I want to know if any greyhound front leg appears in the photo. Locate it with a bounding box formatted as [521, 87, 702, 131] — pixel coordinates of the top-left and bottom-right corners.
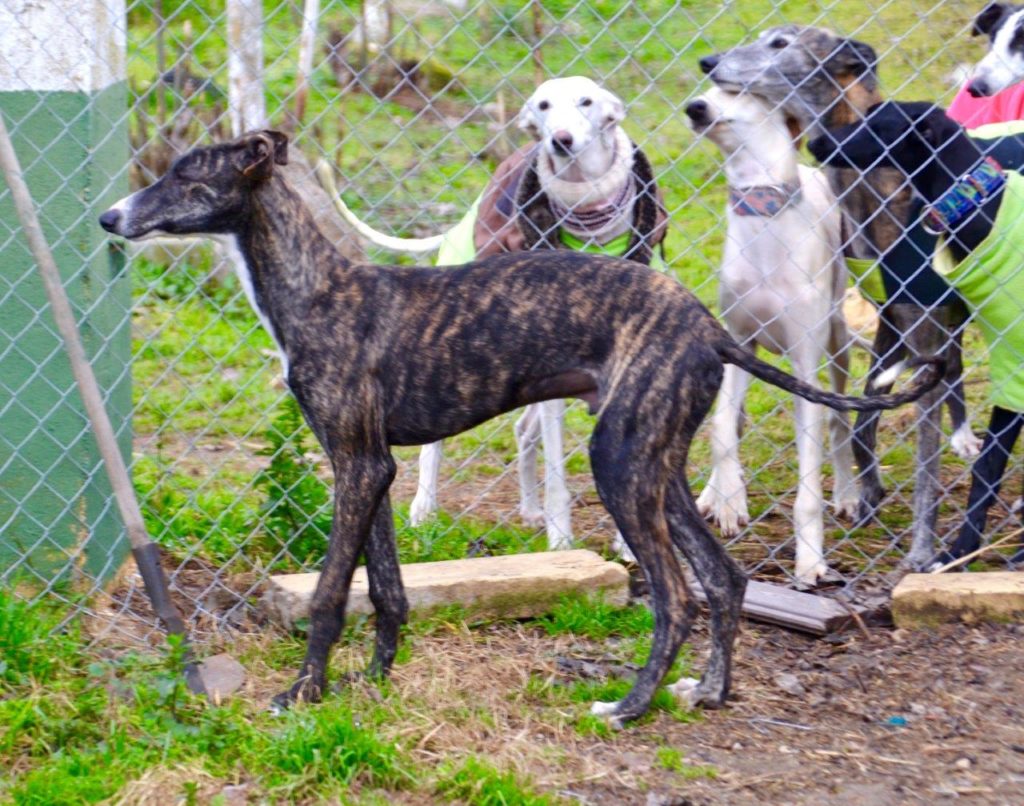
[273, 452, 394, 710]
[364, 493, 409, 680]
[827, 318, 858, 519]
[539, 398, 573, 550]
[792, 393, 830, 587]
[697, 363, 750, 536]
[409, 441, 443, 525]
[514, 404, 545, 526]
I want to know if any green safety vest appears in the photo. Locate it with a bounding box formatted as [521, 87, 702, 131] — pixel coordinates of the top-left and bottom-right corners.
[934, 170, 1024, 412]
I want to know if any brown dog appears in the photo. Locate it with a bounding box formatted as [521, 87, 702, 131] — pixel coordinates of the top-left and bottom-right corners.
[99, 131, 941, 725]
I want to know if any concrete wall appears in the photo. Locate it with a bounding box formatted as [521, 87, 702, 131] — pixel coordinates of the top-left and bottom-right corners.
[0, 0, 131, 586]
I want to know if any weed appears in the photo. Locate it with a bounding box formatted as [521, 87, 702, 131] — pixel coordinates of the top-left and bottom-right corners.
[436, 756, 555, 806]
[534, 591, 653, 640]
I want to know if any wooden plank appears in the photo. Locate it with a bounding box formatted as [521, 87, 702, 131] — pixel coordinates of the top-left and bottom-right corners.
[686, 574, 872, 636]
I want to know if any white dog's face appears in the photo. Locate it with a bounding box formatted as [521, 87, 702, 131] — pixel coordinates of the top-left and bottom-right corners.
[970, 5, 1024, 96]
[684, 86, 784, 154]
[518, 76, 626, 161]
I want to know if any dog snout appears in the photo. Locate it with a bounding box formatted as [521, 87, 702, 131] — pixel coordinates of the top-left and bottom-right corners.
[551, 130, 574, 154]
[699, 55, 720, 75]
[966, 78, 991, 98]
[99, 208, 122, 234]
[685, 99, 710, 125]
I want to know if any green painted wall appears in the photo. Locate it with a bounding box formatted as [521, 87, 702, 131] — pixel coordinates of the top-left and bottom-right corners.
[0, 82, 131, 587]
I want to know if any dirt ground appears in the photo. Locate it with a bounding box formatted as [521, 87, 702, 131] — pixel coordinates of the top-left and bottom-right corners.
[376, 618, 1024, 806]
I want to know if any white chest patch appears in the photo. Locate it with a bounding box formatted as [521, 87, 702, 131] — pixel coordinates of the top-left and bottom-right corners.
[216, 235, 289, 377]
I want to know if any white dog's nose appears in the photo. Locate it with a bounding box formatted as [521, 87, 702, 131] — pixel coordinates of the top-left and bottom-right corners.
[552, 130, 574, 154]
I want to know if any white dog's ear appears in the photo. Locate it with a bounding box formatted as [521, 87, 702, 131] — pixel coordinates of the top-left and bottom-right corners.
[518, 100, 541, 136]
[596, 88, 626, 129]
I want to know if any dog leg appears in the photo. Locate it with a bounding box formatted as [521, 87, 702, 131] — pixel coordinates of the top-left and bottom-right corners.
[903, 313, 950, 568]
[273, 450, 395, 710]
[664, 476, 746, 709]
[945, 317, 983, 458]
[790, 346, 830, 588]
[853, 310, 904, 525]
[932, 407, 1023, 567]
[539, 398, 574, 550]
[827, 317, 858, 519]
[364, 492, 409, 680]
[515, 404, 545, 526]
[409, 441, 443, 526]
[587, 418, 694, 726]
[696, 363, 751, 536]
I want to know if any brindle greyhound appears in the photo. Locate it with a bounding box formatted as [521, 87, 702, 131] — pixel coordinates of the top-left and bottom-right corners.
[98, 131, 941, 724]
[700, 26, 977, 569]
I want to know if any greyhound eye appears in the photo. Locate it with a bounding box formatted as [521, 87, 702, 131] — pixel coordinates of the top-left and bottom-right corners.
[769, 37, 788, 48]
[538, 100, 550, 111]
[580, 97, 593, 107]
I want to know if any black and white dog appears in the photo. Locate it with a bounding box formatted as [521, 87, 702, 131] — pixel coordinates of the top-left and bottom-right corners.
[967, 2, 1024, 98]
[809, 101, 1024, 568]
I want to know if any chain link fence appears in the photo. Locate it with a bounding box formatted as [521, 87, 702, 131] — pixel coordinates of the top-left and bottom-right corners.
[2, 0, 1021, 644]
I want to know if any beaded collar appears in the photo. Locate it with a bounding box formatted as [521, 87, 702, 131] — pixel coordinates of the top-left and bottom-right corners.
[728, 181, 803, 217]
[922, 156, 1005, 234]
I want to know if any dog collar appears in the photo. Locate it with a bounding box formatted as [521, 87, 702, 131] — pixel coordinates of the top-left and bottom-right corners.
[546, 175, 635, 239]
[922, 157, 1005, 234]
[728, 182, 802, 217]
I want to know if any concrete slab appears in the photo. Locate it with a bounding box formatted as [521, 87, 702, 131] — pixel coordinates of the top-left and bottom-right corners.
[892, 572, 1024, 628]
[262, 549, 629, 630]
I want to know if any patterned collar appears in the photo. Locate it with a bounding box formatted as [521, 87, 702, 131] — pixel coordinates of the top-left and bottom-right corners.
[728, 181, 802, 217]
[922, 156, 1005, 234]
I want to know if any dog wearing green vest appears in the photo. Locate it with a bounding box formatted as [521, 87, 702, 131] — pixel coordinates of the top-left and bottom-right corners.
[326, 76, 666, 558]
[809, 101, 1024, 569]
[686, 87, 857, 588]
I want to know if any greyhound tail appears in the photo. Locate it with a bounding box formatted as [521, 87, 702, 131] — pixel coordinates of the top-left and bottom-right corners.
[314, 160, 446, 254]
[716, 340, 945, 412]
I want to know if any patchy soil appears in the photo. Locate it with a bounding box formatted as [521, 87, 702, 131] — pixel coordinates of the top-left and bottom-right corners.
[229, 616, 1024, 806]
[417, 621, 1023, 805]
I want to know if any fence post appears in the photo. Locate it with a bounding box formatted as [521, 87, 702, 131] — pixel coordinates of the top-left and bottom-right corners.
[0, 0, 131, 589]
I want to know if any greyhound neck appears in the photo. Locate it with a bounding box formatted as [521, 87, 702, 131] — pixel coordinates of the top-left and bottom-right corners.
[229, 175, 344, 355]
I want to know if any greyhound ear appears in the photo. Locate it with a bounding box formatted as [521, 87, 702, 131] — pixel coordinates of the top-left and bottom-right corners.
[824, 38, 878, 79]
[973, 3, 1010, 37]
[238, 131, 289, 179]
[518, 101, 541, 137]
[596, 87, 626, 129]
[785, 115, 805, 146]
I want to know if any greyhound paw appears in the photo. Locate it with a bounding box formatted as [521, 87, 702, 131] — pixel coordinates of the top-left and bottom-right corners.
[695, 485, 749, 537]
[589, 700, 626, 729]
[833, 496, 860, 521]
[409, 494, 437, 527]
[609, 531, 636, 563]
[546, 531, 574, 551]
[950, 423, 983, 459]
[793, 562, 836, 590]
[667, 676, 724, 709]
[519, 505, 546, 527]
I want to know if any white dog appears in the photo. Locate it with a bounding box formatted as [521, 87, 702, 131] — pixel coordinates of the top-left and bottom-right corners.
[685, 88, 857, 587]
[328, 76, 665, 556]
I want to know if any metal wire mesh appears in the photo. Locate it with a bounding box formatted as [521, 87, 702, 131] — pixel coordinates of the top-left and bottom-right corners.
[2, 0, 1022, 643]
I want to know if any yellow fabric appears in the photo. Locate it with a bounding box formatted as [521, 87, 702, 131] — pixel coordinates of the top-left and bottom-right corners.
[965, 120, 1024, 139]
[844, 256, 887, 305]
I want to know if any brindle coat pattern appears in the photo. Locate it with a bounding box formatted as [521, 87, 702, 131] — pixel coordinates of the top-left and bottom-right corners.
[99, 132, 941, 724]
[701, 25, 971, 568]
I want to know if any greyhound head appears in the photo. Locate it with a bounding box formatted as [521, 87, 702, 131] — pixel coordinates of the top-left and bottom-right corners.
[685, 87, 801, 160]
[807, 101, 954, 179]
[517, 76, 626, 180]
[968, 2, 1024, 96]
[99, 131, 289, 239]
[700, 26, 879, 138]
